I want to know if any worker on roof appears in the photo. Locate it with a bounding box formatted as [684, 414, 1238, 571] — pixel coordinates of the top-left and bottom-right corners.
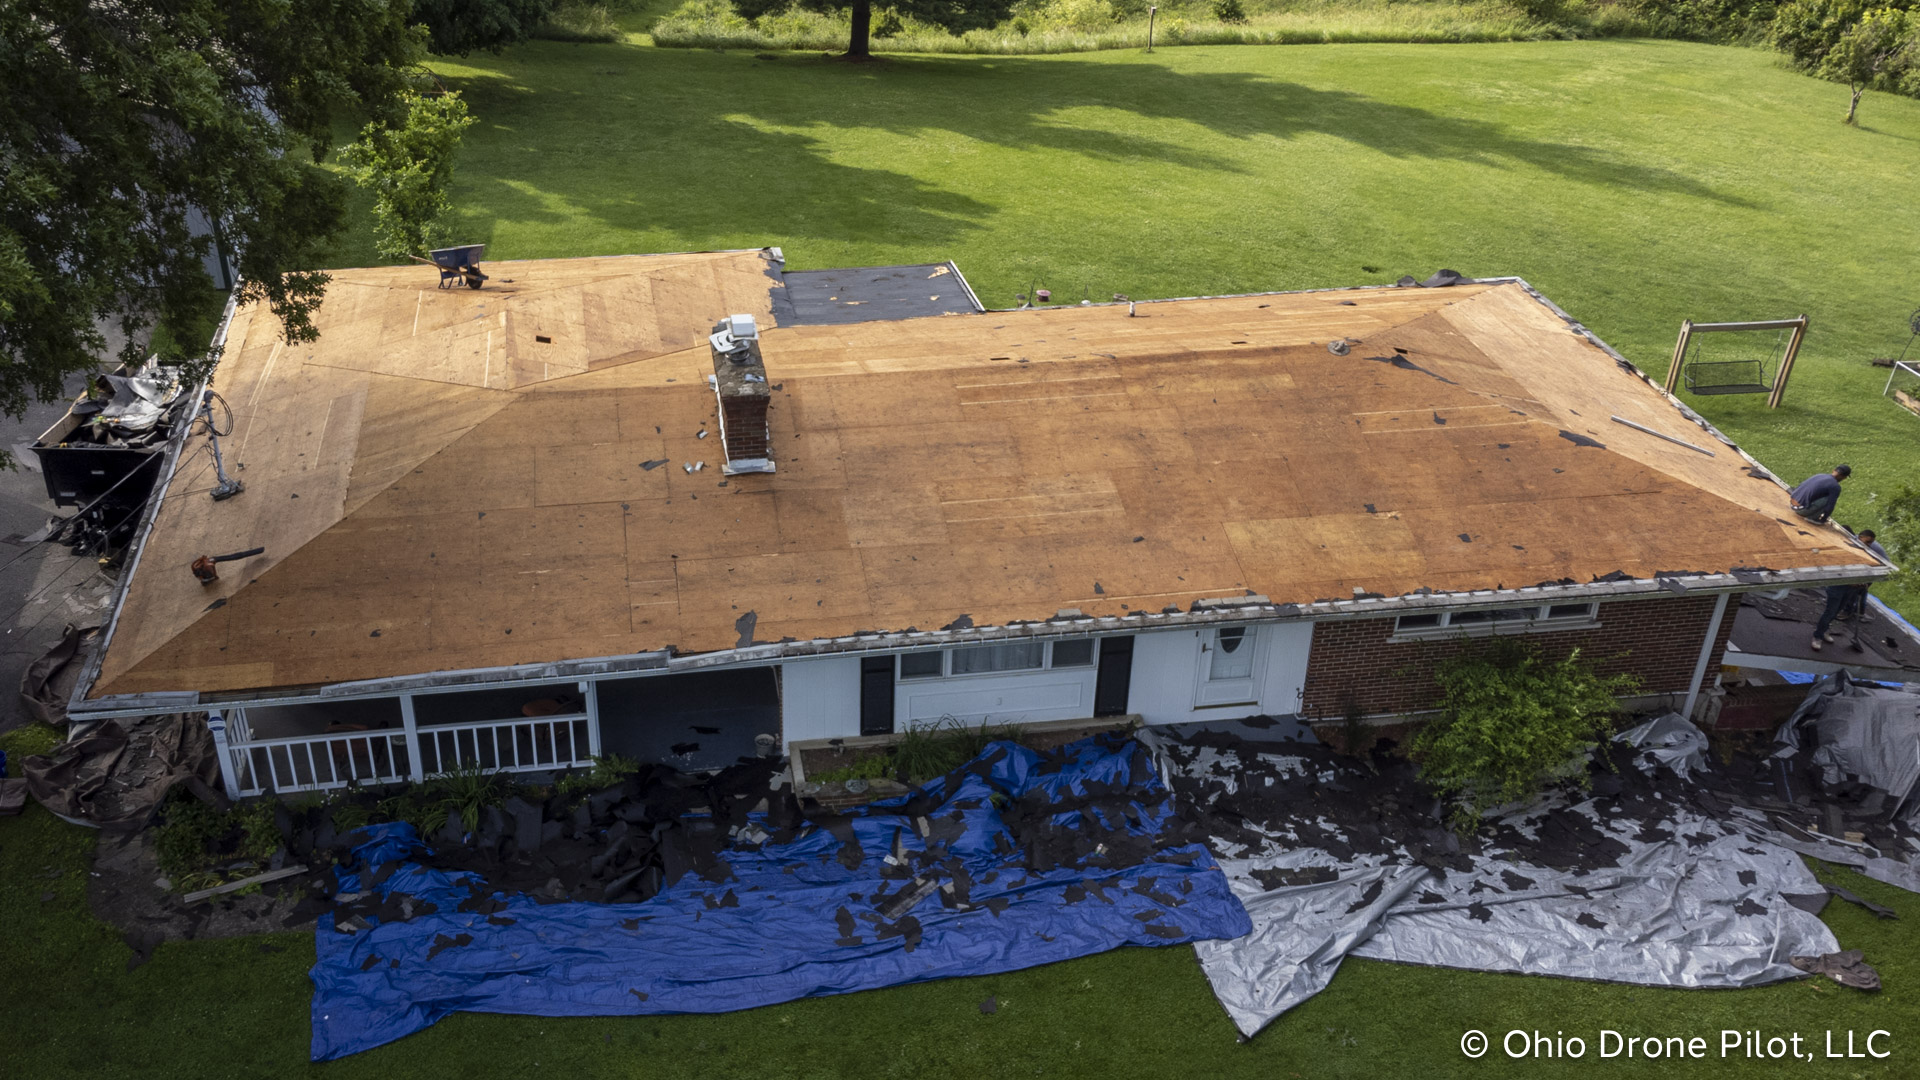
[1812, 527, 1888, 652]
[1789, 464, 1850, 523]
[1845, 528, 1890, 621]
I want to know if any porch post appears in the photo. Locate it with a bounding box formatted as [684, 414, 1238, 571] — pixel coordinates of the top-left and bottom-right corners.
[399, 694, 425, 782]
[206, 710, 243, 801]
[1682, 593, 1731, 722]
[582, 680, 603, 759]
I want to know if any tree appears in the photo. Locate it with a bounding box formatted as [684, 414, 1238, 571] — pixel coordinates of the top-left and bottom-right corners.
[1823, 7, 1919, 121]
[731, 0, 1017, 59]
[411, 0, 558, 56]
[1772, 0, 1920, 121]
[340, 90, 477, 261]
[1, 0, 423, 418]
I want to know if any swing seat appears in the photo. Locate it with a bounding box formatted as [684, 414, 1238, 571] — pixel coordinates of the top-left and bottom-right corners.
[1683, 359, 1771, 396]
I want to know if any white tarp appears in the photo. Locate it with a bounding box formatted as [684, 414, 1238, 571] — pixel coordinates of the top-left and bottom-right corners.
[1141, 723, 1850, 1040]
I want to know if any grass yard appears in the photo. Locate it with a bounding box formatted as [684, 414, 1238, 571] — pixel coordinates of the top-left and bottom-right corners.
[7, 34, 1920, 1079]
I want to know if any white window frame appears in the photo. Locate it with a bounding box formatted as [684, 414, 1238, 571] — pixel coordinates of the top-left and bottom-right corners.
[1388, 602, 1600, 642]
[895, 639, 1098, 680]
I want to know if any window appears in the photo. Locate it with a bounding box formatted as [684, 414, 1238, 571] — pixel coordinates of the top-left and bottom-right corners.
[950, 642, 1045, 675]
[1051, 639, 1095, 667]
[894, 639, 1103, 679]
[1393, 602, 1598, 636]
[899, 651, 944, 679]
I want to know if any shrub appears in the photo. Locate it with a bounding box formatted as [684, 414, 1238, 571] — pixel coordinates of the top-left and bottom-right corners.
[553, 753, 643, 801]
[153, 793, 282, 892]
[1212, 0, 1248, 23]
[1409, 638, 1639, 834]
[533, 2, 623, 42]
[813, 718, 1027, 785]
[813, 753, 896, 783]
[375, 763, 517, 836]
[1874, 485, 1920, 578]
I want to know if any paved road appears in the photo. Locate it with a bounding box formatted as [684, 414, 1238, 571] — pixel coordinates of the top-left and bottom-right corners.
[0, 371, 125, 733]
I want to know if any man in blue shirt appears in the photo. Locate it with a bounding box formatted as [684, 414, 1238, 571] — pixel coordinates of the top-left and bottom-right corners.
[1790, 464, 1850, 522]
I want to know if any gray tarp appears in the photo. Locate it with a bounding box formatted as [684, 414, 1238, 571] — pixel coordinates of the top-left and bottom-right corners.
[1768, 674, 1920, 893]
[1777, 672, 1920, 813]
[1141, 722, 1847, 1040]
[19, 624, 97, 727]
[24, 712, 223, 827]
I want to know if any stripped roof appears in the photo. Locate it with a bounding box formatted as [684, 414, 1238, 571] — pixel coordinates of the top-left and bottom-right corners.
[89, 249, 1880, 699]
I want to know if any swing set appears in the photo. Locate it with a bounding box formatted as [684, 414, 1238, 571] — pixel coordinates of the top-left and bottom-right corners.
[1662, 315, 1809, 410]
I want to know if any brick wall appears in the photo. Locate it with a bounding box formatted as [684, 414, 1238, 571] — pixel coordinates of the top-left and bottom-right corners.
[1299, 594, 1739, 719]
[720, 396, 769, 460]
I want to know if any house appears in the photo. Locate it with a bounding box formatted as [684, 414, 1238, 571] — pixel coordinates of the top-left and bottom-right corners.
[61, 248, 1890, 798]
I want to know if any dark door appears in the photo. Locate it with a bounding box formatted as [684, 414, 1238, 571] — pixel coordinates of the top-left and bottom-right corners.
[859, 657, 895, 736]
[1094, 636, 1134, 717]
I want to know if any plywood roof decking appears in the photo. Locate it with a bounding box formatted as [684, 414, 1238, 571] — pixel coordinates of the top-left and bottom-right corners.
[93, 261, 1879, 698]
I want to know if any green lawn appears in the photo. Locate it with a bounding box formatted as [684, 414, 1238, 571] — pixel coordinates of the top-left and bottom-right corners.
[10, 34, 1920, 1079]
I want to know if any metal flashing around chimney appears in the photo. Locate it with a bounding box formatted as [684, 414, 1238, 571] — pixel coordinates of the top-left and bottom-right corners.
[708, 313, 775, 475]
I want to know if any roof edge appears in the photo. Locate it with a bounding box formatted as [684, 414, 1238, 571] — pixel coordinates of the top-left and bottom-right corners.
[66, 564, 1886, 718]
[69, 285, 243, 714]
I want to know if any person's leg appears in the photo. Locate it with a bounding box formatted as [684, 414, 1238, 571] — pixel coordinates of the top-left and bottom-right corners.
[1812, 587, 1850, 649]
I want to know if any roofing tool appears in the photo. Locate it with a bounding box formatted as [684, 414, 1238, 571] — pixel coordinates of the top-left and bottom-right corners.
[196, 389, 244, 501]
[190, 546, 265, 585]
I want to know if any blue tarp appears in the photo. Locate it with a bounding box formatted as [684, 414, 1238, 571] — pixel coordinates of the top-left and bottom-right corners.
[310, 735, 1251, 1059]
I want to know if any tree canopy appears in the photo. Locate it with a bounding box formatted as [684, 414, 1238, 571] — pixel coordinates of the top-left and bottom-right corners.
[730, 0, 1018, 58]
[1772, 0, 1920, 121]
[411, 0, 558, 56]
[340, 90, 477, 261]
[0, 0, 423, 420]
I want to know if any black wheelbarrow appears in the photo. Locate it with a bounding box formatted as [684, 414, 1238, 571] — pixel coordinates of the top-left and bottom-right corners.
[427, 244, 488, 290]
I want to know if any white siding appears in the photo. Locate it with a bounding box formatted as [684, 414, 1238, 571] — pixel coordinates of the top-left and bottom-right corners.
[895, 667, 1097, 728]
[1127, 622, 1314, 724]
[779, 657, 862, 749]
[1127, 630, 1201, 723]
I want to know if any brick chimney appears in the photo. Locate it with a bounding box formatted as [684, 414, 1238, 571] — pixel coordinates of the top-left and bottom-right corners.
[708, 314, 773, 475]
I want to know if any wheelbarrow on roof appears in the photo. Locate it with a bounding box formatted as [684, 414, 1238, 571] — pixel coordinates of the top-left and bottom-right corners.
[425, 244, 488, 289]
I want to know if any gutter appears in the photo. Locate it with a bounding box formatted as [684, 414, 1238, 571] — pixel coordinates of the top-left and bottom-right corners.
[67, 564, 1885, 719]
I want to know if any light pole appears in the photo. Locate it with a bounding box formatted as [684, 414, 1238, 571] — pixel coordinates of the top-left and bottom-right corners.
[1147, 5, 1157, 52]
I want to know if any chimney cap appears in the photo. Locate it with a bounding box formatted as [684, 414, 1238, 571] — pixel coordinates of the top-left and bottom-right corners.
[709, 314, 760, 357]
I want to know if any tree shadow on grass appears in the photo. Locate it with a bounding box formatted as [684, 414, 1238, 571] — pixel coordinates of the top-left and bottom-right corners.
[438, 45, 1758, 255]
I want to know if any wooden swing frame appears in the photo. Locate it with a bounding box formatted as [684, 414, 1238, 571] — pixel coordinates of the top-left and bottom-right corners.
[1662, 316, 1809, 410]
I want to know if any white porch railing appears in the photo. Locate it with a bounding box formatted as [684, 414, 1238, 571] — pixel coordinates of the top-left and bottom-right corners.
[227, 726, 413, 797]
[212, 702, 598, 798]
[416, 714, 594, 776]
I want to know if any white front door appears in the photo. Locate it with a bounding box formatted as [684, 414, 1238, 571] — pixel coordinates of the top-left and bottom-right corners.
[1195, 625, 1262, 707]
